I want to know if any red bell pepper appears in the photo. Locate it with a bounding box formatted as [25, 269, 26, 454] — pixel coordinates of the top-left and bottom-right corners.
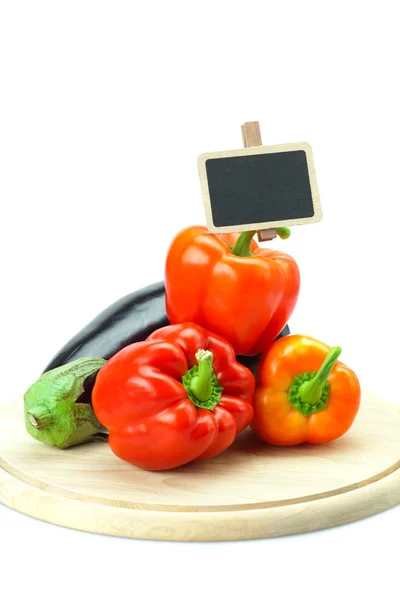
[165, 225, 300, 355]
[92, 323, 255, 471]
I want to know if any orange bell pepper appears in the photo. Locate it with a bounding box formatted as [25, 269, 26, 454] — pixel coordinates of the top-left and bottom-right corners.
[252, 334, 361, 445]
[165, 225, 300, 356]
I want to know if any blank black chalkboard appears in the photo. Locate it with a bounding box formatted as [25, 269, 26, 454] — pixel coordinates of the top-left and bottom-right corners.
[198, 142, 321, 233]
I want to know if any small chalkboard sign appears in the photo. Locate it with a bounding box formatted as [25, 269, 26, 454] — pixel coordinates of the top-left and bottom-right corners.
[198, 122, 322, 237]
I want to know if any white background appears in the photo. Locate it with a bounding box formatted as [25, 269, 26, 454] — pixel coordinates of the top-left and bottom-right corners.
[1, 1, 399, 599]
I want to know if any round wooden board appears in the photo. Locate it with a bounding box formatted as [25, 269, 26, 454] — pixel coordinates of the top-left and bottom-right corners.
[1, 390, 400, 541]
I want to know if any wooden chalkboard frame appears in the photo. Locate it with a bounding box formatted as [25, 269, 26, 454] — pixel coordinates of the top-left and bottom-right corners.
[198, 141, 322, 234]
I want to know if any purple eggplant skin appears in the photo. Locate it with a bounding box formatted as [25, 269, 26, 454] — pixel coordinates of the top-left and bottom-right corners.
[42, 282, 169, 402]
[42, 281, 289, 402]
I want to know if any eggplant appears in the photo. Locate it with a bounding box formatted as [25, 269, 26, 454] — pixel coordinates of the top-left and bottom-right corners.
[42, 281, 169, 402]
[44, 281, 168, 370]
[43, 281, 290, 401]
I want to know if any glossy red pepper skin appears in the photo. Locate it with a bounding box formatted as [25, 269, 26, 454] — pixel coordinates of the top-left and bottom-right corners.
[92, 323, 255, 471]
[165, 226, 300, 355]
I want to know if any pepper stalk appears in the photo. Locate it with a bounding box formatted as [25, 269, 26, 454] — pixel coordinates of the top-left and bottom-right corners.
[182, 349, 223, 410]
[231, 227, 291, 257]
[288, 347, 342, 416]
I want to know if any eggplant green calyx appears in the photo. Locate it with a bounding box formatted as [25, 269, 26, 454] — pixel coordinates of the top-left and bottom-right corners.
[24, 357, 108, 449]
[182, 349, 223, 411]
[288, 347, 342, 416]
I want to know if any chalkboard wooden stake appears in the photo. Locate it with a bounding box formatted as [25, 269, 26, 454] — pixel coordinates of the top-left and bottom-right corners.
[241, 121, 263, 148]
[241, 121, 277, 242]
[198, 128, 322, 235]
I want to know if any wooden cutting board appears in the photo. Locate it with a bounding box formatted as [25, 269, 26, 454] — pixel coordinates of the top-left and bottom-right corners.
[1, 390, 400, 542]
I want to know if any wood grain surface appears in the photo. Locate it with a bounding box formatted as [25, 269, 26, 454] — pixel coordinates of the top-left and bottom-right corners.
[1, 390, 399, 541]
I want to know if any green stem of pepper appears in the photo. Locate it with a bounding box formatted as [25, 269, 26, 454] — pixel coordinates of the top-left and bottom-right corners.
[231, 227, 291, 257]
[182, 350, 223, 411]
[189, 350, 214, 403]
[288, 347, 342, 416]
[276, 227, 291, 240]
[231, 231, 257, 257]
